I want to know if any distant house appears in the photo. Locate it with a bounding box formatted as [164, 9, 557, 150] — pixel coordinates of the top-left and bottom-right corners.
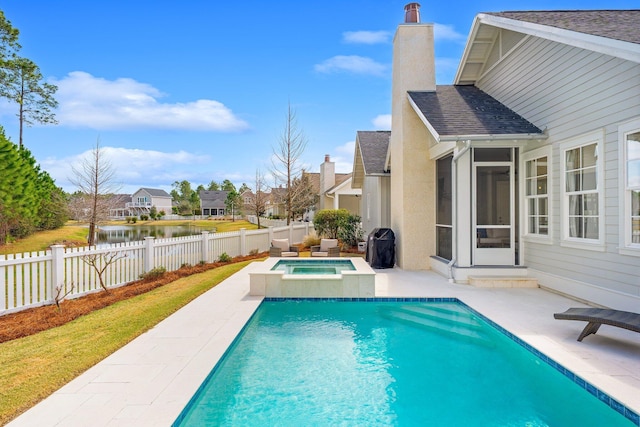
[306, 155, 361, 219]
[110, 188, 172, 218]
[199, 190, 228, 217]
[351, 131, 391, 236]
[382, 5, 639, 311]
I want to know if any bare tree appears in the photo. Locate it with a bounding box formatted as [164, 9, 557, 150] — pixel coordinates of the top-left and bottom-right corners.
[69, 140, 120, 246]
[246, 169, 269, 229]
[271, 102, 308, 225]
[83, 252, 127, 292]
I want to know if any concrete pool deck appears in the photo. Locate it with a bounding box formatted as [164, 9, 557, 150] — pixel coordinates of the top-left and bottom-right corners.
[8, 263, 640, 426]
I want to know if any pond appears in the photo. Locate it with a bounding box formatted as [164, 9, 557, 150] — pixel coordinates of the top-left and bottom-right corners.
[96, 225, 217, 244]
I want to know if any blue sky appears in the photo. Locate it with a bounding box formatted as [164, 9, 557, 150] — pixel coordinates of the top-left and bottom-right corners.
[1, 1, 637, 194]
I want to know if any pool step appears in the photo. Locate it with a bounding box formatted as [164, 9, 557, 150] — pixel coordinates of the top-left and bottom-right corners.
[379, 305, 494, 347]
[468, 276, 538, 288]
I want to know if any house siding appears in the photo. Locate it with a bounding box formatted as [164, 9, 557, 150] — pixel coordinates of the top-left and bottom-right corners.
[361, 175, 391, 237]
[478, 35, 640, 310]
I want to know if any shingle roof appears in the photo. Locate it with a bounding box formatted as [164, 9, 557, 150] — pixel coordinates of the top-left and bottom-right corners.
[485, 10, 640, 45]
[408, 86, 543, 137]
[140, 188, 171, 198]
[199, 190, 228, 209]
[356, 131, 390, 175]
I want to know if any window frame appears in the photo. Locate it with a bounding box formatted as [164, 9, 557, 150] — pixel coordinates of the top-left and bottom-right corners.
[521, 146, 552, 243]
[619, 119, 640, 256]
[559, 130, 605, 251]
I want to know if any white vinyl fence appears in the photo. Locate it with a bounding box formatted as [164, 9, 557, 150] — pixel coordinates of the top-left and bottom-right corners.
[0, 223, 313, 316]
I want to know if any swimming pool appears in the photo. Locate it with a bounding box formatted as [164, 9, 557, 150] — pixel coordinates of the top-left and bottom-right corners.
[173, 299, 635, 426]
[271, 259, 356, 274]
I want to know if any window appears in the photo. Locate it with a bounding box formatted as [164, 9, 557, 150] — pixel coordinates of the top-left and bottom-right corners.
[561, 131, 603, 247]
[525, 155, 549, 236]
[622, 123, 640, 249]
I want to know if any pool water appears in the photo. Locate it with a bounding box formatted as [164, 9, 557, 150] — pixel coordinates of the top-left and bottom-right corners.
[271, 259, 356, 275]
[174, 300, 633, 426]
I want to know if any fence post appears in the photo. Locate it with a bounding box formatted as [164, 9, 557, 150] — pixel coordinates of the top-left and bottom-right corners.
[240, 228, 246, 256]
[289, 223, 294, 244]
[305, 222, 309, 236]
[268, 226, 274, 244]
[50, 245, 65, 302]
[144, 237, 155, 272]
[201, 231, 209, 263]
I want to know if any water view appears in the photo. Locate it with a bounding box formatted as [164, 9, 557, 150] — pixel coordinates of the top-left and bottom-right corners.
[97, 224, 217, 244]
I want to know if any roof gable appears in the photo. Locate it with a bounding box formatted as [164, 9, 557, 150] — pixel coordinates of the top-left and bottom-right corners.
[456, 10, 640, 84]
[408, 86, 543, 140]
[135, 188, 171, 198]
[356, 131, 390, 175]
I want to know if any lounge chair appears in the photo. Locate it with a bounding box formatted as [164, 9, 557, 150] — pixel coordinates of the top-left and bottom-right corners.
[269, 239, 299, 257]
[310, 239, 340, 257]
[554, 308, 640, 342]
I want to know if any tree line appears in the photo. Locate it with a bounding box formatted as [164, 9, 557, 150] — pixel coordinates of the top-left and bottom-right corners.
[0, 10, 65, 245]
[0, 128, 67, 244]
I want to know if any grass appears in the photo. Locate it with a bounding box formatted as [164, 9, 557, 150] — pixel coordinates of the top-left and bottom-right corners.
[0, 260, 253, 425]
[0, 225, 88, 255]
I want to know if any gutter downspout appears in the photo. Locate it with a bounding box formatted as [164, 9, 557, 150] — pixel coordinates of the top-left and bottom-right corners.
[447, 140, 471, 283]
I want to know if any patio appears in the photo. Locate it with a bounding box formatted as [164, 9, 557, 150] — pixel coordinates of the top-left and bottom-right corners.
[8, 264, 640, 426]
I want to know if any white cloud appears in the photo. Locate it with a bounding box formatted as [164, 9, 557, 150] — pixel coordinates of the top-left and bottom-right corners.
[43, 146, 210, 193]
[434, 23, 466, 42]
[342, 31, 391, 44]
[336, 140, 355, 154]
[372, 114, 391, 129]
[51, 71, 249, 131]
[314, 56, 387, 76]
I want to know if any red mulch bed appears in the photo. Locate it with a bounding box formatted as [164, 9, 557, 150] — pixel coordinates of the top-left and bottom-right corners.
[0, 253, 267, 344]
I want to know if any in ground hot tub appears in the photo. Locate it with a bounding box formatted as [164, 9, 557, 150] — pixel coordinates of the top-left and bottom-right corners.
[249, 257, 375, 297]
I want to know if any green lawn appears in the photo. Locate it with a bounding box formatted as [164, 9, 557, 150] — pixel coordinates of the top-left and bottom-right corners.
[0, 260, 254, 425]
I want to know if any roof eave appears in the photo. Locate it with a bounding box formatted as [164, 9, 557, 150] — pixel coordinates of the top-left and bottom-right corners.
[439, 133, 547, 142]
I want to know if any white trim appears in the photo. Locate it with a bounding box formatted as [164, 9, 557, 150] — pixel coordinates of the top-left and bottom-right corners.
[618, 118, 640, 256]
[521, 145, 553, 244]
[559, 130, 605, 250]
[477, 14, 640, 64]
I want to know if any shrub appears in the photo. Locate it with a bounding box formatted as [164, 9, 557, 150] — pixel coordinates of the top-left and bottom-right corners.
[131, 216, 138, 223]
[303, 232, 321, 248]
[249, 248, 259, 256]
[218, 252, 231, 262]
[313, 209, 350, 239]
[125, 217, 132, 224]
[337, 213, 364, 248]
[140, 214, 149, 221]
[139, 266, 166, 280]
[180, 263, 192, 269]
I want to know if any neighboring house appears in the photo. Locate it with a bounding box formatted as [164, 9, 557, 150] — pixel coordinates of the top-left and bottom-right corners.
[351, 131, 391, 236]
[110, 188, 172, 218]
[385, 4, 639, 311]
[315, 155, 361, 214]
[199, 190, 228, 217]
[108, 194, 133, 218]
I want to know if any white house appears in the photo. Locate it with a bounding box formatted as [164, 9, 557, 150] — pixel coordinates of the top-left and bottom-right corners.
[110, 188, 172, 218]
[382, 4, 639, 311]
